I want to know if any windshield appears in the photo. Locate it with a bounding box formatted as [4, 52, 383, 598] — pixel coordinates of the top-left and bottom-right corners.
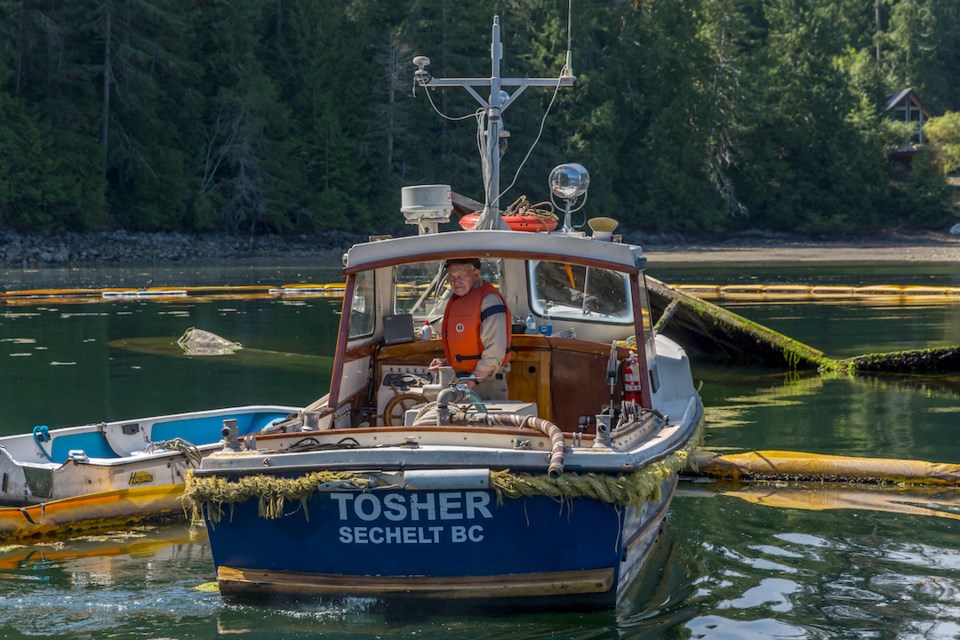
[394, 260, 503, 320]
[528, 260, 632, 324]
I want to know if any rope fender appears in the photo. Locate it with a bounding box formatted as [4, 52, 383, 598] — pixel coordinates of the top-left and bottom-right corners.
[183, 427, 702, 523]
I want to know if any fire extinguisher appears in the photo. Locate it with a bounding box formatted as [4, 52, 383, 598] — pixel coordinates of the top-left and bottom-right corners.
[623, 351, 642, 404]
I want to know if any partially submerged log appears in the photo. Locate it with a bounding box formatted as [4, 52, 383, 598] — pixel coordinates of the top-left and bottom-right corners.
[825, 346, 960, 374]
[647, 276, 960, 373]
[646, 276, 826, 369]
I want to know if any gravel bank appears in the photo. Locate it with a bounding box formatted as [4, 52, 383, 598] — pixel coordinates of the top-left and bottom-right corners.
[644, 231, 960, 264]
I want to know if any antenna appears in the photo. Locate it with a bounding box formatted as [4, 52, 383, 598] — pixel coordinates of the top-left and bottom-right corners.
[413, 16, 575, 230]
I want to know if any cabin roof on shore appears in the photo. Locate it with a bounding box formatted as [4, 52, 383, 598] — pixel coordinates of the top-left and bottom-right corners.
[884, 88, 934, 118]
[344, 230, 646, 274]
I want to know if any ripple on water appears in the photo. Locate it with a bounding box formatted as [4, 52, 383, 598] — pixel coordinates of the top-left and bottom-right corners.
[718, 577, 800, 612]
[686, 614, 809, 639]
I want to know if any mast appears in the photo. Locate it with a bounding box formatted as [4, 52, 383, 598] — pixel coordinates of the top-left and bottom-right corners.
[414, 16, 575, 230]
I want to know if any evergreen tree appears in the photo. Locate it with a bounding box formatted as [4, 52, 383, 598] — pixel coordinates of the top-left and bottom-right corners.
[83, 0, 198, 230]
[881, 0, 960, 111]
[698, 0, 753, 219]
[3, 1, 108, 230]
[190, 0, 290, 233]
[732, 0, 885, 232]
[399, 0, 497, 201]
[261, 0, 384, 231]
[1, 0, 959, 236]
[0, 82, 83, 230]
[574, 0, 726, 233]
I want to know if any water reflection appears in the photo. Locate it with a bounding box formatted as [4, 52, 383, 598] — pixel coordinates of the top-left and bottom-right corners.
[683, 483, 960, 522]
[671, 492, 960, 639]
[696, 364, 960, 462]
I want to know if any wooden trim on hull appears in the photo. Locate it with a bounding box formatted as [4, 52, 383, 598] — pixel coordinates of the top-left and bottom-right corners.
[217, 566, 615, 600]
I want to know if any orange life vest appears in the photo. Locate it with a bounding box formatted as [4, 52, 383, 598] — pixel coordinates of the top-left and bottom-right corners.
[441, 281, 512, 373]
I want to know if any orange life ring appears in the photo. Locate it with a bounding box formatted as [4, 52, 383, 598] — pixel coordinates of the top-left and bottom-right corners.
[458, 213, 557, 232]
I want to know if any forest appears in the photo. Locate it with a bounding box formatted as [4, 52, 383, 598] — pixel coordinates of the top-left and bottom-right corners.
[2, 0, 959, 238]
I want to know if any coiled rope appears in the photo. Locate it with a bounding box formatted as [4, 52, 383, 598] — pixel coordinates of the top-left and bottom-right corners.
[501, 195, 557, 222]
[148, 437, 203, 467]
[412, 403, 565, 477]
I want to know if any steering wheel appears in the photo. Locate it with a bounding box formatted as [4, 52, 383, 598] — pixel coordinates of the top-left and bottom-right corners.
[383, 392, 428, 426]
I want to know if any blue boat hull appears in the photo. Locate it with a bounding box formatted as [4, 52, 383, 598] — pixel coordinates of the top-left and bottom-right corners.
[203, 474, 677, 607]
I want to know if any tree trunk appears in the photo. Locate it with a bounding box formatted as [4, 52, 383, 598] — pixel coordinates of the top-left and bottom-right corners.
[101, 9, 112, 181]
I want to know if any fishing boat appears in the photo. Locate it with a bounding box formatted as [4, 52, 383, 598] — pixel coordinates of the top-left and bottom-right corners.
[186, 15, 703, 609]
[0, 404, 298, 540]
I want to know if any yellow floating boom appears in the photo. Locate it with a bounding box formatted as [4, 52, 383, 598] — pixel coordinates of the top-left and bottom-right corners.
[1, 283, 346, 304]
[687, 450, 960, 486]
[675, 283, 960, 300]
[5, 281, 957, 305]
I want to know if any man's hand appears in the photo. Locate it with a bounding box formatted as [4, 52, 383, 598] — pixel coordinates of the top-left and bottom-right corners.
[428, 358, 445, 371]
[462, 375, 483, 389]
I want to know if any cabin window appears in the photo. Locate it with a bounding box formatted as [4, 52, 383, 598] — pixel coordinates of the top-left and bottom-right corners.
[393, 260, 503, 320]
[394, 260, 447, 318]
[348, 270, 376, 339]
[528, 261, 632, 324]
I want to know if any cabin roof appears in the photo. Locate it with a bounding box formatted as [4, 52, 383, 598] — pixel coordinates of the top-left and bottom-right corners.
[884, 88, 934, 118]
[344, 230, 646, 275]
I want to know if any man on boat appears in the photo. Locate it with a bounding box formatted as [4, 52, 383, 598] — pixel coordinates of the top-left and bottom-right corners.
[429, 258, 510, 400]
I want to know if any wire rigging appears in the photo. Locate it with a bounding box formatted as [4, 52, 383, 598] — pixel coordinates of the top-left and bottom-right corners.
[497, 69, 566, 205]
[413, 2, 577, 214]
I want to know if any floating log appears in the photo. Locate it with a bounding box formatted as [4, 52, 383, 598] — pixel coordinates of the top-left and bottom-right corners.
[647, 276, 960, 373]
[825, 346, 960, 374]
[686, 450, 960, 486]
[646, 276, 826, 369]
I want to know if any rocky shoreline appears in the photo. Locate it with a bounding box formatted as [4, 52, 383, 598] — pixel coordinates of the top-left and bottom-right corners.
[0, 229, 369, 266]
[1, 227, 959, 267]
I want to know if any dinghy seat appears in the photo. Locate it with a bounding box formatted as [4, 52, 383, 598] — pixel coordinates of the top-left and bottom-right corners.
[98, 421, 151, 457]
[48, 432, 119, 463]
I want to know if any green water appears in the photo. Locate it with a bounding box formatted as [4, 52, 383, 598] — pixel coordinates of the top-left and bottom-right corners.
[1, 261, 959, 639]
